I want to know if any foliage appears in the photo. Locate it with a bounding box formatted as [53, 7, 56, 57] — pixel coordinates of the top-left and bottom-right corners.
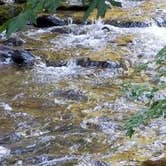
[156, 46, 166, 65]
[122, 83, 158, 102]
[0, 0, 121, 37]
[82, 0, 121, 20]
[124, 46, 166, 137]
[125, 99, 166, 137]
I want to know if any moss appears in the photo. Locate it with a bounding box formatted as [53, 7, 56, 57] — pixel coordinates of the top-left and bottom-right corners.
[0, 4, 24, 25]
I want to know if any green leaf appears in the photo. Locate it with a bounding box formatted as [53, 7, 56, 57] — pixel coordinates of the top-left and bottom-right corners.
[156, 46, 166, 65]
[83, 0, 98, 20]
[125, 99, 166, 137]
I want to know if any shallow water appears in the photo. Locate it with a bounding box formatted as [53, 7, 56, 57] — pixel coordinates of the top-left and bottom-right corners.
[0, 0, 166, 165]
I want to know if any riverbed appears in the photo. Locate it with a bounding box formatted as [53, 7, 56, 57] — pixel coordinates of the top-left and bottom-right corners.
[0, 0, 166, 165]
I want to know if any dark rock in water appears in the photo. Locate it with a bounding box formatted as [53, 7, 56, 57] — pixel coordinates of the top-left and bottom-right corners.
[4, 37, 24, 46]
[36, 15, 66, 28]
[0, 4, 23, 25]
[45, 57, 123, 69]
[141, 157, 166, 166]
[76, 58, 123, 69]
[0, 45, 35, 66]
[105, 20, 151, 28]
[93, 160, 109, 166]
[102, 26, 111, 32]
[45, 59, 67, 67]
[51, 27, 71, 34]
[11, 50, 35, 66]
[57, 5, 88, 11]
[14, 0, 26, 3]
[0, 0, 5, 5]
[51, 89, 88, 101]
[0, 45, 13, 64]
[154, 17, 166, 27]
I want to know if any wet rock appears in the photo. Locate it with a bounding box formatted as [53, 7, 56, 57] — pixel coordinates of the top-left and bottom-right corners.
[76, 58, 123, 69]
[154, 17, 166, 27]
[79, 157, 109, 166]
[3, 37, 24, 46]
[141, 157, 166, 166]
[11, 144, 36, 155]
[0, 0, 5, 5]
[105, 20, 151, 28]
[36, 15, 66, 28]
[0, 45, 35, 66]
[0, 45, 13, 64]
[58, 5, 88, 11]
[45, 57, 123, 69]
[51, 26, 72, 34]
[51, 89, 87, 101]
[45, 59, 67, 67]
[14, 0, 26, 4]
[0, 146, 10, 162]
[0, 133, 22, 144]
[0, 4, 23, 25]
[11, 50, 35, 66]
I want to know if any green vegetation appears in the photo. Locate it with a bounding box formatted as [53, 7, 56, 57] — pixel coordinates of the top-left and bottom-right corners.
[125, 99, 166, 137]
[156, 46, 166, 65]
[0, 0, 165, 139]
[122, 83, 158, 102]
[124, 46, 166, 137]
[0, 0, 121, 37]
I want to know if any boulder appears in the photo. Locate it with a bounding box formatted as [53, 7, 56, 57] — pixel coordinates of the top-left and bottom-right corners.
[0, 0, 5, 5]
[141, 157, 166, 166]
[11, 50, 35, 66]
[36, 15, 66, 28]
[14, 0, 26, 4]
[0, 4, 23, 25]
[45, 57, 123, 69]
[0, 45, 35, 66]
[76, 58, 123, 69]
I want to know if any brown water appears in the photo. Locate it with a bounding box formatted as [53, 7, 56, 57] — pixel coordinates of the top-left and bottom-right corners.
[0, 0, 166, 165]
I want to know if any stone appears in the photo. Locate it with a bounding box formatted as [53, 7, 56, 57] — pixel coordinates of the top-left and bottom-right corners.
[0, 45, 35, 66]
[76, 58, 123, 69]
[4, 37, 24, 46]
[51, 89, 87, 101]
[11, 50, 35, 66]
[0, 0, 5, 5]
[36, 15, 66, 28]
[14, 0, 26, 3]
[0, 4, 23, 25]
[141, 157, 166, 166]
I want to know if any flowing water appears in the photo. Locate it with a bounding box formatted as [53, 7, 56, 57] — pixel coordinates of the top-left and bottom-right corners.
[0, 0, 166, 165]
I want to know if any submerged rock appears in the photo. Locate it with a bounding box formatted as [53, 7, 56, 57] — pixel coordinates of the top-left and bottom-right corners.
[0, 0, 5, 5]
[105, 20, 151, 28]
[51, 89, 87, 101]
[36, 15, 66, 28]
[14, 0, 26, 4]
[0, 45, 35, 66]
[141, 156, 166, 166]
[0, 4, 23, 25]
[6, 37, 24, 46]
[11, 50, 35, 66]
[76, 58, 123, 69]
[45, 57, 123, 69]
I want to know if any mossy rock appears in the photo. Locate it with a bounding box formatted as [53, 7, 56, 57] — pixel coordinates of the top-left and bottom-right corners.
[0, 4, 24, 25]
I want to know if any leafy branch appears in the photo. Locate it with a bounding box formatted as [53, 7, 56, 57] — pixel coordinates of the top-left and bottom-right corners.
[0, 0, 121, 37]
[125, 99, 166, 137]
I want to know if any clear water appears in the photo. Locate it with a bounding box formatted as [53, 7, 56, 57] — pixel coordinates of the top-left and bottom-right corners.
[0, 0, 166, 165]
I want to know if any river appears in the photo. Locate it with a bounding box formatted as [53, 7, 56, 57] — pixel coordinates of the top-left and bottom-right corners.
[0, 0, 166, 165]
